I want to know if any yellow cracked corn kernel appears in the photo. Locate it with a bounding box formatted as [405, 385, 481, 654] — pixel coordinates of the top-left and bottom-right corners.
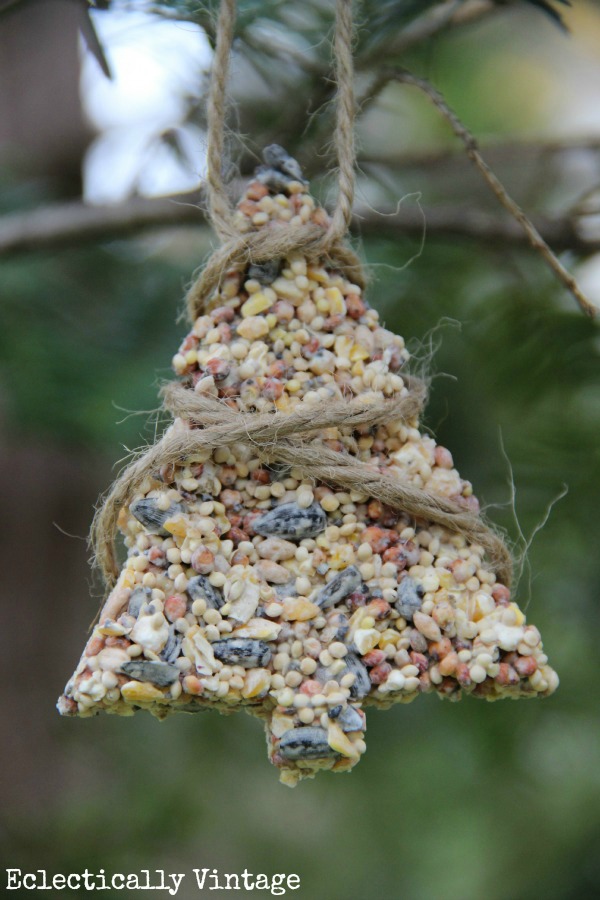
[272, 278, 303, 302]
[121, 681, 166, 704]
[163, 518, 187, 538]
[242, 668, 271, 699]
[307, 266, 329, 284]
[281, 597, 320, 622]
[350, 343, 370, 362]
[241, 292, 272, 318]
[329, 545, 355, 569]
[508, 603, 526, 626]
[325, 287, 346, 315]
[327, 721, 359, 759]
[334, 335, 354, 357]
[236, 316, 270, 340]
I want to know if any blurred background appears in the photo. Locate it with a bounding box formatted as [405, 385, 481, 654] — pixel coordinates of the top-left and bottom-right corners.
[0, 1, 599, 898]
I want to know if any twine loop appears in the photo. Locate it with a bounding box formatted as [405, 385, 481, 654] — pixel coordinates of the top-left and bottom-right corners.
[205, 0, 355, 247]
[90, 0, 513, 595]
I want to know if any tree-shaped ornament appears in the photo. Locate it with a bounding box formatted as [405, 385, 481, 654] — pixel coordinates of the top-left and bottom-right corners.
[58, 145, 558, 786]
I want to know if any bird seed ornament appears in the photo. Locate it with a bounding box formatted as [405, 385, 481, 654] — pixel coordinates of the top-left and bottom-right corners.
[58, 147, 558, 786]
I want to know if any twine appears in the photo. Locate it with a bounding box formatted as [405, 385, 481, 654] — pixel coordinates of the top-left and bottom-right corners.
[205, 0, 238, 240]
[91, 0, 513, 593]
[203, 0, 356, 245]
[186, 223, 366, 321]
[187, 0, 361, 321]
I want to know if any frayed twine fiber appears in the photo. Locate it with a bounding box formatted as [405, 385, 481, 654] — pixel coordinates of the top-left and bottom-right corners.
[90, 0, 513, 595]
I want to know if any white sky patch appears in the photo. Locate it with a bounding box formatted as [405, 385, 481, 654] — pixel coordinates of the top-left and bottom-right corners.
[80, 6, 211, 204]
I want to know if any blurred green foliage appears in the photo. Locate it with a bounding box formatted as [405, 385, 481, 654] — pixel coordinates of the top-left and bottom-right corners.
[0, 244, 188, 449]
[1, 2, 599, 899]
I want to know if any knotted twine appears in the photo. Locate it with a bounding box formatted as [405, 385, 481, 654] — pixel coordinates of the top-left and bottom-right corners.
[91, 0, 513, 593]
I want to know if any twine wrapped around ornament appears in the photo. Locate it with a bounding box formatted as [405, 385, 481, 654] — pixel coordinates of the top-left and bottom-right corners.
[91, 0, 513, 596]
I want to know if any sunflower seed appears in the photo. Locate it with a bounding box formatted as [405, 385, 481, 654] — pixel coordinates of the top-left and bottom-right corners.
[254, 502, 326, 541]
[313, 566, 361, 609]
[395, 576, 424, 621]
[255, 166, 295, 193]
[128, 586, 151, 618]
[211, 639, 271, 668]
[187, 575, 224, 609]
[160, 626, 183, 664]
[341, 653, 371, 699]
[262, 144, 305, 182]
[316, 651, 369, 699]
[336, 705, 364, 733]
[279, 726, 336, 761]
[248, 260, 281, 285]
[120, 660, 179, 686]
[129, 498, 183, 535]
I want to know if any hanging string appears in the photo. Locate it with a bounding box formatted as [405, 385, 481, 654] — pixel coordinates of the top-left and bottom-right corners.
[186, 0, 364, 321]
[327, 0, 356, 242]
[205, 0, 238, 238]
[204, 0, 357, 246]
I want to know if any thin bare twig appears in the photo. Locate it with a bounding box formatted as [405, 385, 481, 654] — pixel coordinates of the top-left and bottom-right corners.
[390, 69, 597, 318]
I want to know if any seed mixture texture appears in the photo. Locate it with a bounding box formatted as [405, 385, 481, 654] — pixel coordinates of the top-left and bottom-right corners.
[58, 149, 558, 786]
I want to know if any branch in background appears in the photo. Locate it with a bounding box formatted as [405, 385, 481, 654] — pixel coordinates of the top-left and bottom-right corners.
[388, 69, 597, 318]
[0, 191, 591, 260]
[0, 195, 206, 256]
[357, 205, 585, 251]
